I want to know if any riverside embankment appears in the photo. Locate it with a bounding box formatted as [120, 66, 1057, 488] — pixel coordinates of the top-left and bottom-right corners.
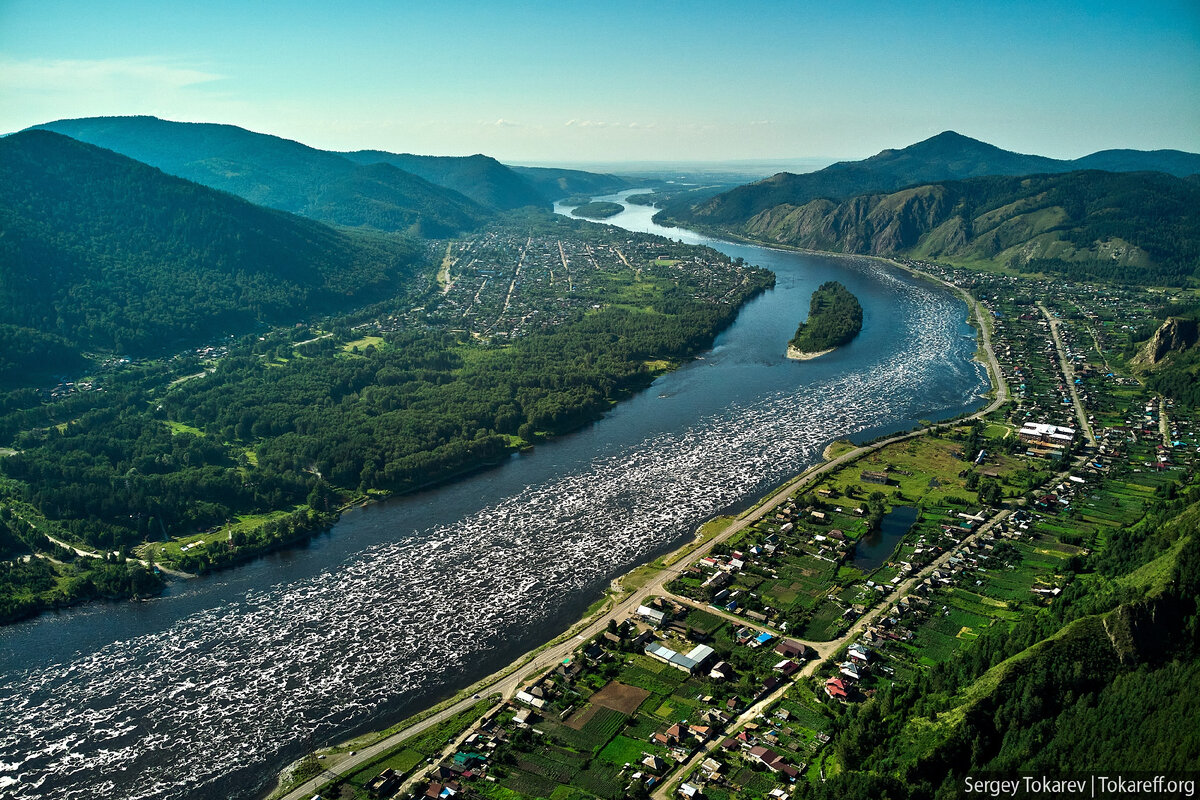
[0, 194, 989, 800]
[277, 244, 1009, 800]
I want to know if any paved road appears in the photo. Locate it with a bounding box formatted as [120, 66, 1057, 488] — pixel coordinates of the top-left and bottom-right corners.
[1160, 395, 1172, 449]
[651, 507, 1014, 800]
[1039, 302, 1096, 446]
[280, 266, 1011, 800]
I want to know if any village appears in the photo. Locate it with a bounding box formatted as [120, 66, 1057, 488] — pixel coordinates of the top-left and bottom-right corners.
[281, 265, 1197, 800]
[385, 224, 760, 343]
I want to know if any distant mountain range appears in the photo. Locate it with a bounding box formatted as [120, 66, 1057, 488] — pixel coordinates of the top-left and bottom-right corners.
[6, 116, 1198, 374]
[0, 129, 419, 356]
[29, 116, 635, 236]
[655, 131, 1200, 283]
[659, 130, 1200, 226]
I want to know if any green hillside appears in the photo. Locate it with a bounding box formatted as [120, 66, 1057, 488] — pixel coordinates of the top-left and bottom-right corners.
[659, 130, 1200, 229]
[732, 170, 1200, 284]
[32, 116, 490, 235]
[304, 161, 485, 237]
[341, 150, 547, 210]
[508, 164, 635, 202]
[0, 130, 419, 354]
[808, 497, 1200, 800]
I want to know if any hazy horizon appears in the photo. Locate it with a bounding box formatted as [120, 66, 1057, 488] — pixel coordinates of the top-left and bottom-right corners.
[2, 1, 1198, 163]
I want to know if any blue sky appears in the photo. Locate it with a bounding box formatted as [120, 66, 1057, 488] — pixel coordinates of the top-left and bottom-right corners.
[2, 0, 1197, 162]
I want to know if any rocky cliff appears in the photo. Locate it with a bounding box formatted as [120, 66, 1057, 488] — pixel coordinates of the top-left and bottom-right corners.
[1136, 317, 1199, 366]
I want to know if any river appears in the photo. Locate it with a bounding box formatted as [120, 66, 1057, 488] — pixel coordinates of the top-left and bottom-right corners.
[0, 191, 988, 799]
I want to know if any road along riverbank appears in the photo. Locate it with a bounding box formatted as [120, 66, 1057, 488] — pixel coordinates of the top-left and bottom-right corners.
[272, 255, 1007, 799]
[0, 202, 990, 800]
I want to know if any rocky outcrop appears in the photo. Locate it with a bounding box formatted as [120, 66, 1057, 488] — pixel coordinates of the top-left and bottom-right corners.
[1136, 317, 1199, 366]
[743, 185, 959, 255]
[691, 169, 1197, 285]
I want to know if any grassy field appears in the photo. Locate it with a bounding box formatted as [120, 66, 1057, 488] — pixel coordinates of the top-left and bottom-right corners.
[163, 419, 205, 436]
[342, 335, 385, 353]
[143, 505, 308, 561]
[819, 433, 978, 507]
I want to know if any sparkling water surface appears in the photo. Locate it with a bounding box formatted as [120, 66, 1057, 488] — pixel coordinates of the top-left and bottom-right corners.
[0, 195, 987, 799]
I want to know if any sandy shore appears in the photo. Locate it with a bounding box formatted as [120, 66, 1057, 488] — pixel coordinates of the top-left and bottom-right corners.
[786, 344, 835, 360]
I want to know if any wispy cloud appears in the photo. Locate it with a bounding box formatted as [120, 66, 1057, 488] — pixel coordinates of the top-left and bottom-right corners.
[487, 118, 520, 127]
[0, 56, 223, 92]
[565, 119, 654, 130]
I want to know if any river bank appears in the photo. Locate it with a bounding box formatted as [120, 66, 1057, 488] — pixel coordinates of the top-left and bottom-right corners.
[270, 249, 1007, 799]
[0, 271, 771, 626]
[786, 344, 835, 360]
[0, 198, 991, 800]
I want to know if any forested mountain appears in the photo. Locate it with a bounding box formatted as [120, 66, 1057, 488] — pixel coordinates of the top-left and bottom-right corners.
[0, 325, 84, 386]
[659, 131, 1200, 227]
[302, 161, 486, 237]
[31, 116, 490, 235]
[340, 150, 547, 210]
[0, 130, 419, 355]
[1075, 148, 1200, 175]
[719, 170, 1200, 284]
[1135, 305, 1200, 407]
[507, 165, 635, 201]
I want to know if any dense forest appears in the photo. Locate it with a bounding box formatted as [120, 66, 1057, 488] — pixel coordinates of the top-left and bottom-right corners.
[1, 299, 763, 557]
[0, 489, 164, 623]
[0, 130, 420, 356]
[33, 116, 496, 235]
[0, 324, 85, 388]
[570, 201, 624, 219]
[789, 281, 864, 353]
[0, 206, 771, 576]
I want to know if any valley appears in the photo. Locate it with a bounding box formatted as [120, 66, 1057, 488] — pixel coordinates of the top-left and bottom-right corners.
[278, 244, 1199, 800]
[0, 112, 1196, 800]
[0, 211, 772, 609]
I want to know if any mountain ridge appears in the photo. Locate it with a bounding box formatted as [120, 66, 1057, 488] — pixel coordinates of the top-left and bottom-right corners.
[339, 149, 547, 210]
[658, 130, 1200, 228]
[0, 129, 419, 355]
[734, 169, 1200, 284]
[31, 116, 492, 236]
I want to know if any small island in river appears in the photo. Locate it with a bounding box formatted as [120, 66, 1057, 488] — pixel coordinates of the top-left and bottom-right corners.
[787, 280, 863, 359]
[570, 201, 624, 219]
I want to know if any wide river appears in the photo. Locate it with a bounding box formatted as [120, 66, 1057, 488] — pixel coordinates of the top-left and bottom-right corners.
[0, 191, 988, 799]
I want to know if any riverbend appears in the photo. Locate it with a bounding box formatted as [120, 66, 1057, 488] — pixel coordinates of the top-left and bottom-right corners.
[275, 252, 1007, 799]
[0, 194, 988, 800]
